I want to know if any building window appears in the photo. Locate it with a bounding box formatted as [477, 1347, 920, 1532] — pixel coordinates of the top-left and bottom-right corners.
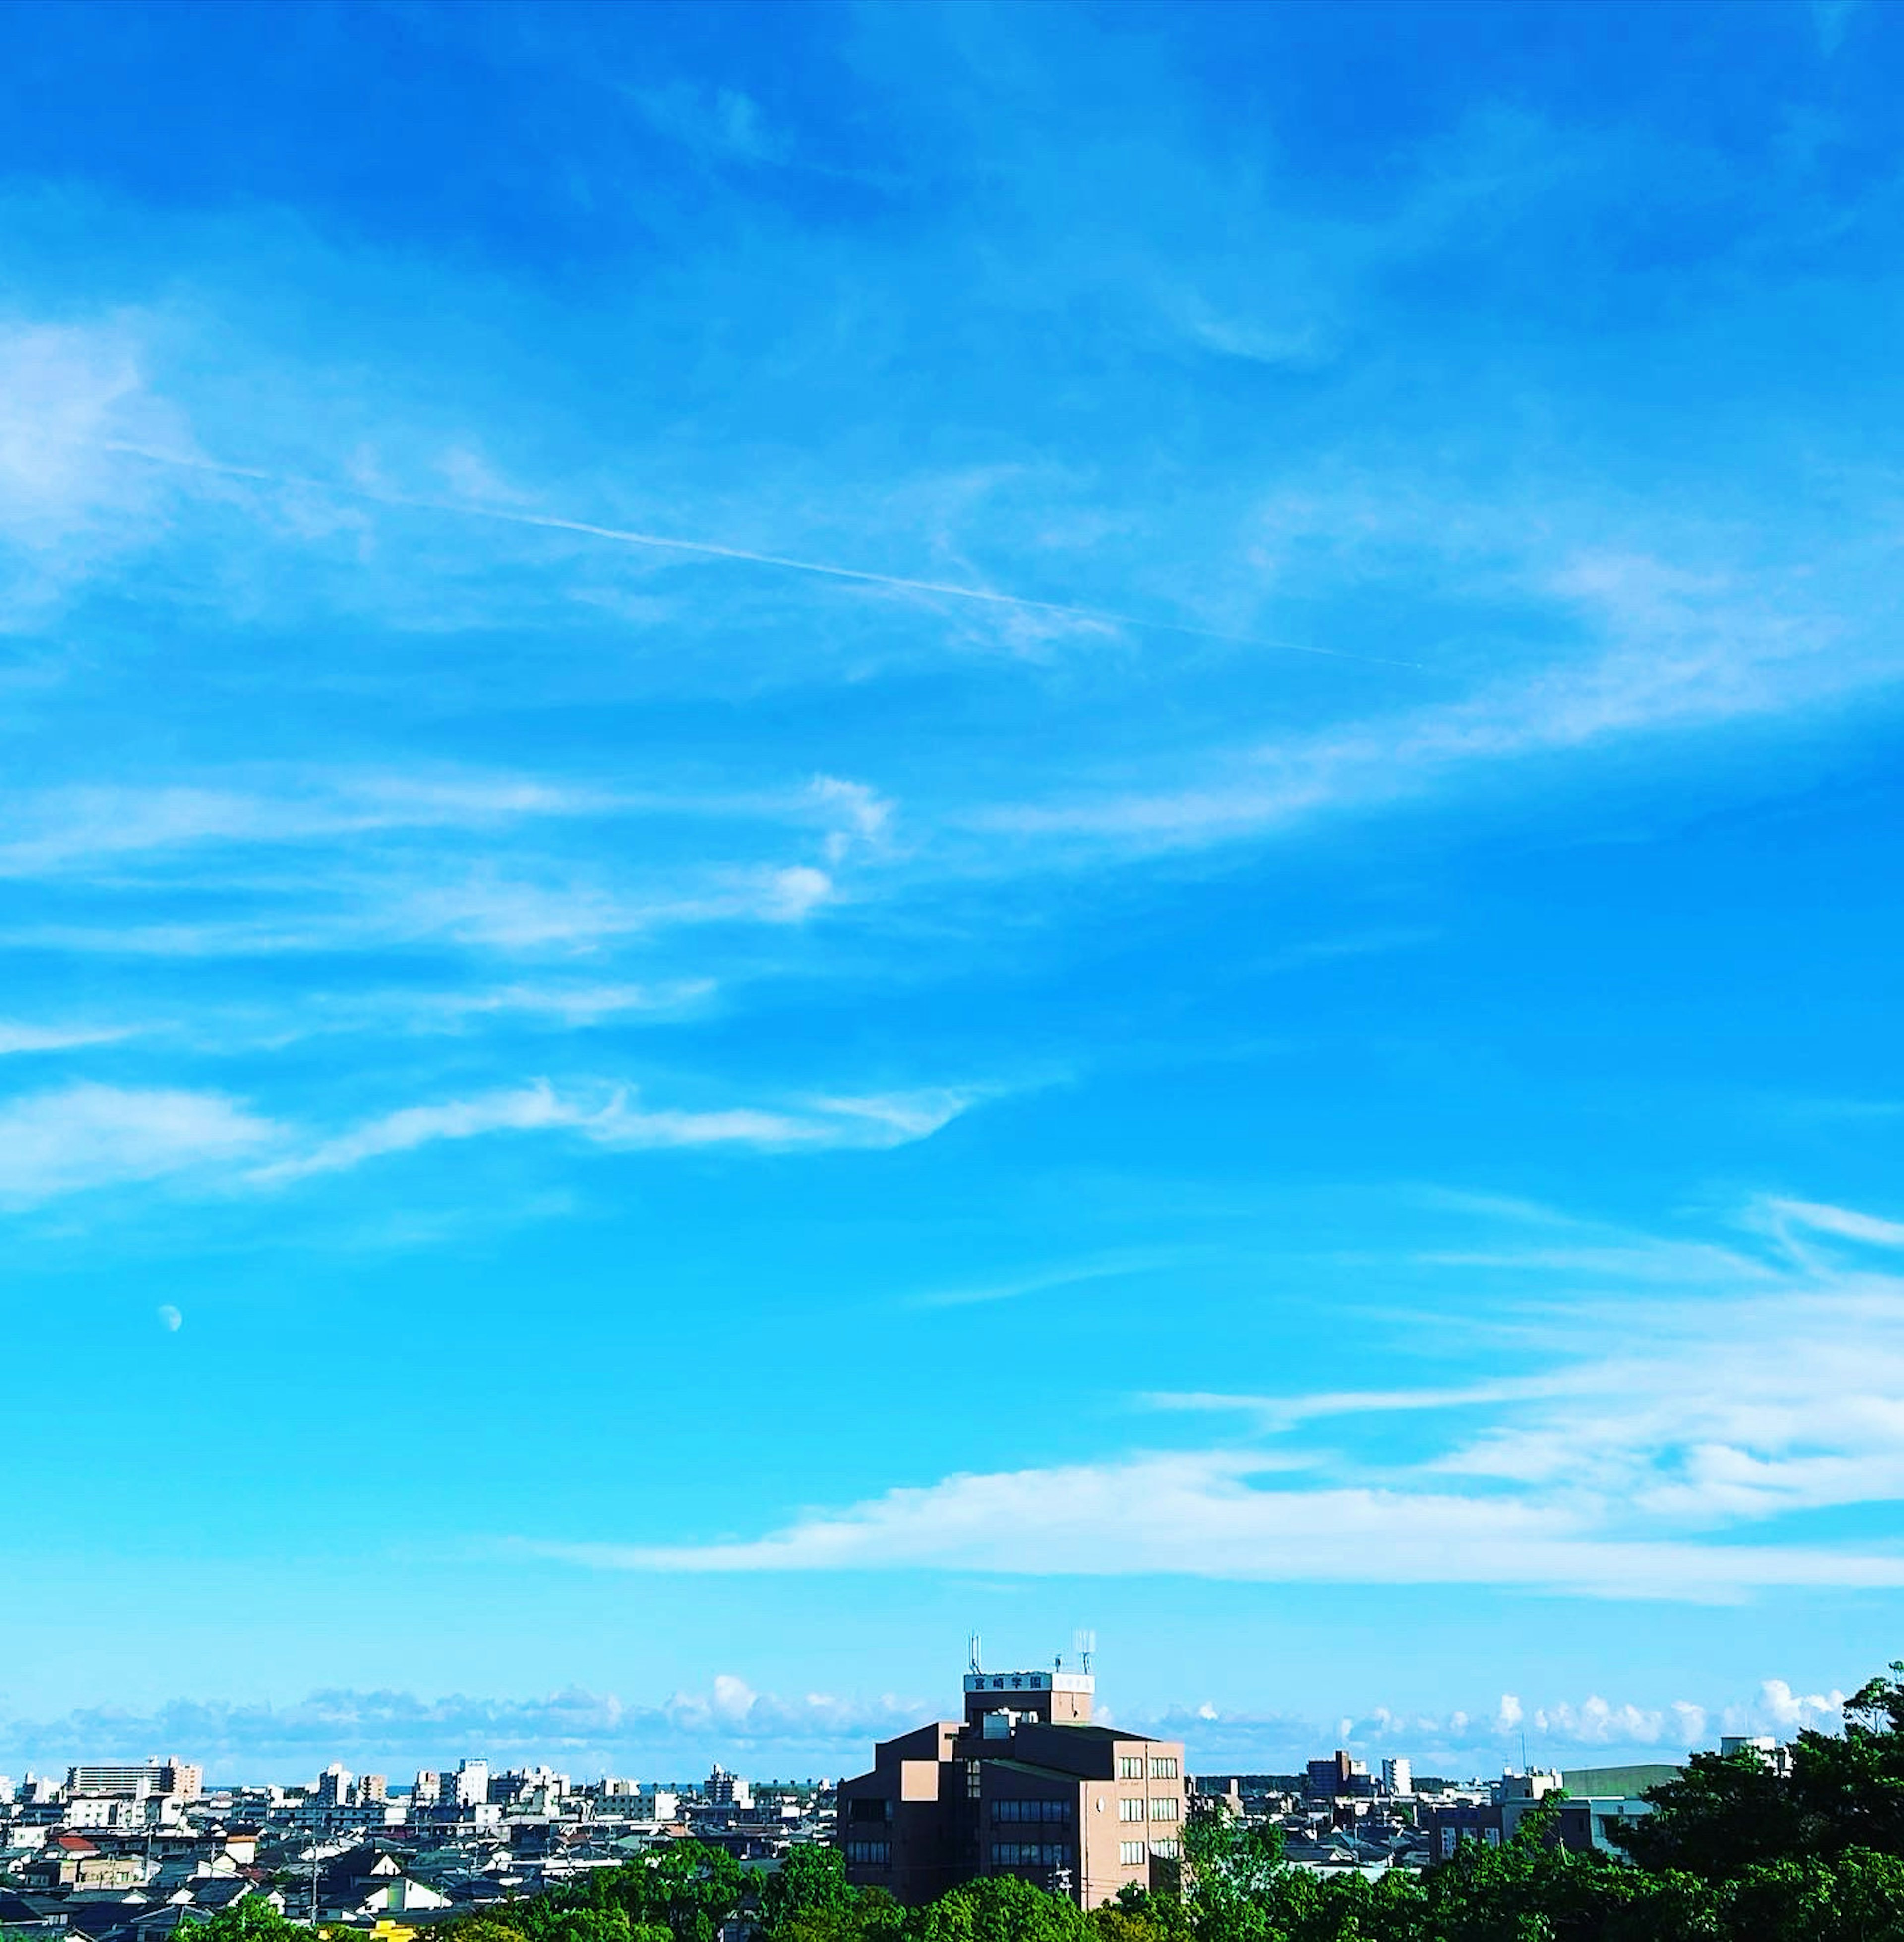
[967, 1762, 981, 1800]
[848, 1797, 892, 1823]
[1149, 1757, 1179, 1780]
[1483, 1828, 1501, 1848]
[1151, 1839, 1179, 1860]
[1149, 1797, 1179, 1822]
[992, 1799, 1074, 1824]
[1118, 1841, 1147, 1867]
[990, 1843, 1072, 1869]
[1118, 1797, 1146, 1822]
[1117, 1756, 1144, 1780]
[845, 1841, 890, 1866]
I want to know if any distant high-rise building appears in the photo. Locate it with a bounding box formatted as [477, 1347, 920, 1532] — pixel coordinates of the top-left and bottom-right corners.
[413, 1771, 442, 1806]
[1305, 1751, 1370, 1799]
[66, 1765, 154, 1800]
[315, 1763, 353, 1807]
[358, 1774, 388, 1805]
[453, 1760, 489, 1808]
[1381, 1758, 1412, 1797]
[706, 1765, 752, 1810]
[65, 1759, 201, 1803]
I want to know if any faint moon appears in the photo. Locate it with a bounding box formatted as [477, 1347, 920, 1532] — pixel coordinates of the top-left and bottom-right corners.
[157, 1304, 183, 1332]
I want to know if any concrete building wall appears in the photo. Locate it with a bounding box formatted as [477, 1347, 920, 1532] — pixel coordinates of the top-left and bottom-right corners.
[841, 1674, 1185, 1909]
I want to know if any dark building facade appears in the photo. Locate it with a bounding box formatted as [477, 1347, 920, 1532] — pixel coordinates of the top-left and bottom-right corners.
[837, 1663, 1186, 1908]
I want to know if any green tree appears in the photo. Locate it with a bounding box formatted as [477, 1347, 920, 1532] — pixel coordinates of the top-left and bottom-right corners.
[190, 1901, 316, 1942]
[1631, 1664, 1904, 1879]
[905, 1875, 1082, 1942]
[761, 1844, 853, 1937]
[1719, 1849, 1904, 1942]
[1622, 1748, 1801, 1879]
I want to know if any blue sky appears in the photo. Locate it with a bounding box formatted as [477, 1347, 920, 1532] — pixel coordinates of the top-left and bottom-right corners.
[1, 0, 1902, 1783]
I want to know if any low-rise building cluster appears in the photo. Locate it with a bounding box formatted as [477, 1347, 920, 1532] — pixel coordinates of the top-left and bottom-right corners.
[0, 1757, 832, 1942]
[1194, 1740, 1785, 1878]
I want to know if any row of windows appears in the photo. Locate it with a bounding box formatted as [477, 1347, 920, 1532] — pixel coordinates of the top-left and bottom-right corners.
[848, 1797, 892, 1822]
[1118, 1841, 1147, 1866]
[991, 1799, 1074, 1824]
[1152, 1840, 1180, 1861]
[1151, 1758, 1179, 1780]
[1151, 1797, 1180, 1821]
[991, 1843, 1073, 1869]
[845, 1841, 891, 1866]
[1437, 1827, 1502, 1858]
[1119, 1796, 1181, 1822]
[1115, 1756, 1182, 1781]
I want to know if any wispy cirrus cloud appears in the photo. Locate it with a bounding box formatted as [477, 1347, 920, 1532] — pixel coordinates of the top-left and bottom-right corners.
[0, 771, 859, 878]
[0, 1076, 974, 1208]
[973, 548, 1883, 856]
[630, 82, 792, 169]
[0, 1082, 278, 1207]
[1763, 1196, 1904, 1250]
[0, 1019, 140, 1055]
[250, 1078, 970, 1186]
[522, 1191, 1904, 1599]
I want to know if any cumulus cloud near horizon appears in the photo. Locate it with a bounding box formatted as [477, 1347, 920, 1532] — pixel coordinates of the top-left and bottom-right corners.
[0, 1673, 1854, 1782]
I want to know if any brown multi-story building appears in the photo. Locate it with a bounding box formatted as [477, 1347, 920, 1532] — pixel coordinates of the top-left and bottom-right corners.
[837, 1661, 1186, 1908]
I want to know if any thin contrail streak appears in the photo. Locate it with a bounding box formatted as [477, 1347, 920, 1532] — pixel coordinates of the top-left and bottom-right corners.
[101, 440, 1426, 670]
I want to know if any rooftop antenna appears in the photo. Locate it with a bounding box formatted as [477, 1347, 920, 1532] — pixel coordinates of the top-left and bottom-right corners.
[1073, 1628, 1096, 1674]
[968, 1631, 982, 1675]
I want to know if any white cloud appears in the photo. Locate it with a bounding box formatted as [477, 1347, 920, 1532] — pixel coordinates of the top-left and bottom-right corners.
[0, 320, 191, 620]
[0, 1083, 278, 1207]
[157, 1303, 182, 1332]
[251, 1078, 973, 1185]
[969, 510, 1893, 860]
[0, 776, 606, 878]
[1766, 1196, 1904, 1249]
[1749, 1678, 1846, 1733]
[0, 1020, 137, 1054]
[631, 83, 791, 167]
[0, 1073, 970, 1206]
[812, 776, 893, 863]
[253, 1079, 587, 1184]
[0, 1676, 932, 1775]
[520, 1443, 1904, 1597]
[519, 1192, 1904, 1599]
[408, 982, 716, 1029]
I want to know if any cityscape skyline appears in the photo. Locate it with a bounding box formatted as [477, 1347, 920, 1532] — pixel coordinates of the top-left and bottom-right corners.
[4, 0, 1903, 1787]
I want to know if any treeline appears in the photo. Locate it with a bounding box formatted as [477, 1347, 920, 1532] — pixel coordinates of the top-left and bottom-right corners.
[192, 1663, 1904, 1942]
